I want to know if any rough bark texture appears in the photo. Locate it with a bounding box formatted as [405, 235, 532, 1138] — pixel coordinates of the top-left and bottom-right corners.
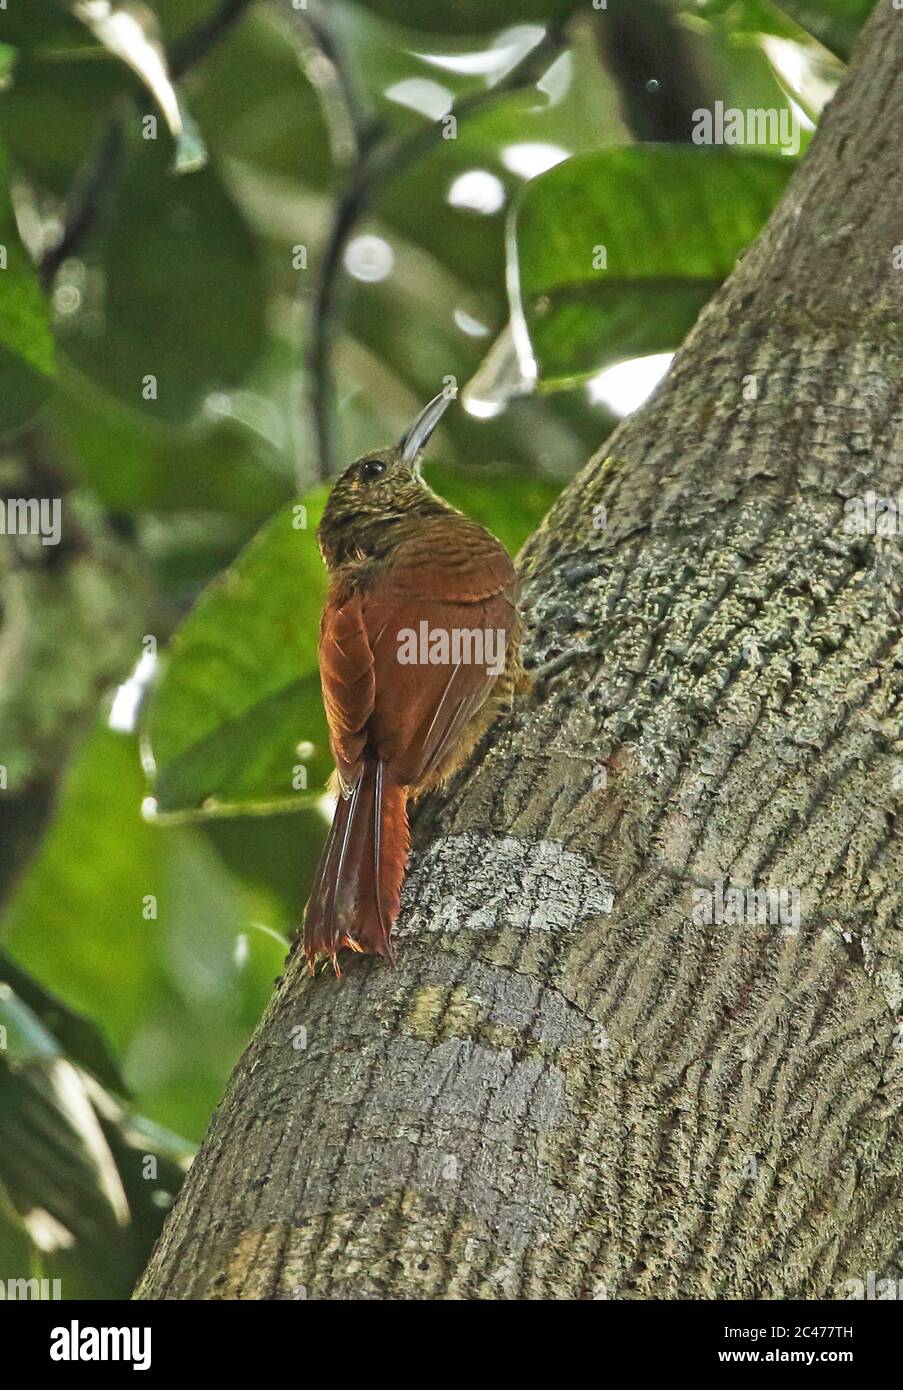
[138, 5, 903, 1300]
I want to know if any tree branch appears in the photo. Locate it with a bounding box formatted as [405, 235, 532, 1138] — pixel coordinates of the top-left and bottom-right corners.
[303, 23, 569, 481]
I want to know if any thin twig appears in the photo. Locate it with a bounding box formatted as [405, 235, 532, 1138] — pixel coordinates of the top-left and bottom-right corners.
[39, 114, 125, 287]
[306, 24, 569, 482]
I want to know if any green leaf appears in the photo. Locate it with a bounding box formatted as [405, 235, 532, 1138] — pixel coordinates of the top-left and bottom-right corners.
[354, 0, 583, 35]
[690, 0, 873, 63]
[430, 462, 560, 557]
[0, 141, 55, 434]
[146, 494, 334, 816]
[0, 50, 128, 196]
[87, 1077, 192, 1256]
[0, 1056, 130, 1245]
[0, 983, 60, 1064]
[60, 135, 266, 424]
[0, 1, 85, 49]
[697, 0, 877, 62]
[2, 726, 296, 1141]
[186, 8, 333, 187]
[68, 0, 206, 172]
[0, 985, 130, 1251]
[0, 950, 127, 1093]
[509, 145, 792, 389]
[0, 994, 191, 1292]
[151, 673, 333, 819]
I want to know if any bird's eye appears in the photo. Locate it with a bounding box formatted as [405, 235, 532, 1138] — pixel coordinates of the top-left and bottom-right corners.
[360, 458, 386, 481]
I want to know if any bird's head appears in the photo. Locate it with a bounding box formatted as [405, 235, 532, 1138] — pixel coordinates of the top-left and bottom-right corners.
[318, 390, 456, 569]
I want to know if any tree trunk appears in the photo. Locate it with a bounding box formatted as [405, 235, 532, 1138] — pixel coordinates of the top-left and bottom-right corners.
[137, 4, 903, 1300]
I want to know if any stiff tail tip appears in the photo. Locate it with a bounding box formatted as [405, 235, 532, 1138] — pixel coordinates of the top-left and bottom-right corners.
[302, 753, 409, 976]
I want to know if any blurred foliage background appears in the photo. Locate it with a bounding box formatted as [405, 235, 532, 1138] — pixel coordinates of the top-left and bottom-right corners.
[0, 0, 870, 1298]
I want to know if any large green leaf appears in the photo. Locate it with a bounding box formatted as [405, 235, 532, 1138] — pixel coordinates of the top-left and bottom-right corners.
[0, 981, 130, 1250]
[2, 726, 295, 1139]
[59, 135, 265, 424]
[509, 145, 792, 389]
[67, 1, 205, 172]
[0, 143, 55, 434]
[0, 0, 208, 186]
[0, 965, 191, 1293]
[430, 462, 559, 558]
[52, 368, 293, 518]
[0, 950, 126, 1092]
[146, 493, 333, 817]
[151, 673, 333, 818]
[0, 982, 59, 1064]
[355, 0, 583, 35]
[0, 49, 129, 195]
[694, 0, 876, 61]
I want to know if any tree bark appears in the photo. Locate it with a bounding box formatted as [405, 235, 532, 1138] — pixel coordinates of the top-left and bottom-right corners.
[137, 4, 903, 1300]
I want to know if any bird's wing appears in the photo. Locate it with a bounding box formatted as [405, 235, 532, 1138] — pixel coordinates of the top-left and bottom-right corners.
[369, 517, 517, 605]
[361, 522, 519, 788]
[318, 587, 376, 793]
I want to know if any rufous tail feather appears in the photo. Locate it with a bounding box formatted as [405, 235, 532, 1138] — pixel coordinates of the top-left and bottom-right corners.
[303, 751, 409, 972]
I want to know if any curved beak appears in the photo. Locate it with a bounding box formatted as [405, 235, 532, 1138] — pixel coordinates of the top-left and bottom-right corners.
[399, 389, 455, 465]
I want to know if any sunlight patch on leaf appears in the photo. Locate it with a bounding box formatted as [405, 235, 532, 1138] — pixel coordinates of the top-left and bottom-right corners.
[71, 1, 207, 172]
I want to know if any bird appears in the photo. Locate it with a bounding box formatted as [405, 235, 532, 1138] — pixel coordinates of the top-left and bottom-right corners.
[303, 389, 523, 974]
